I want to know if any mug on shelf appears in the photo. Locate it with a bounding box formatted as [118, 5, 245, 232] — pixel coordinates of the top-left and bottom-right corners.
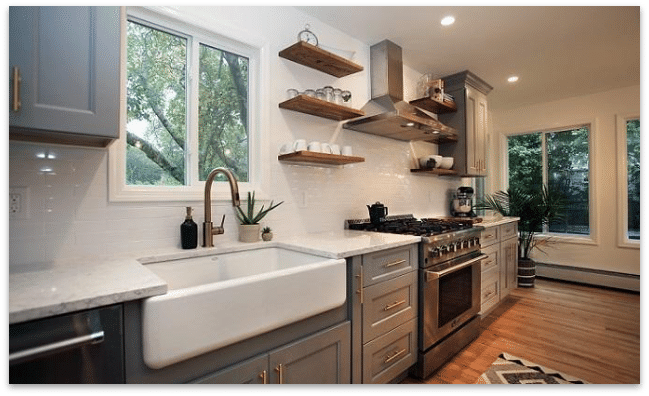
[307, 141, 322, 152]
[331, 144, 341, 155]
[321, 143, 333, 154]
[279, 141, 294, 155]
[341, 146, 353, 156]
[293, 139, 307, 152]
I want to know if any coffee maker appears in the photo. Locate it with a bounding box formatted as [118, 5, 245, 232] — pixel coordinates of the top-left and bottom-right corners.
[451, 187, 476, 217]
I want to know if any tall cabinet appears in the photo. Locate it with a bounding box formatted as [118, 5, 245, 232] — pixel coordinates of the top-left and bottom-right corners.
[9, 6, 121, 147]
[438, 70, 493, 177]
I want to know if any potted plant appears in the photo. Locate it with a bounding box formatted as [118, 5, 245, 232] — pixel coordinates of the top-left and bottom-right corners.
[261, 227, 273, 242]
[235, 191, 283, 242]
[475, 185, 564, 287]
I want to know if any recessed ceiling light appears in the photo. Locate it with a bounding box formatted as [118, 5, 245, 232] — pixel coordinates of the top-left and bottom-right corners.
[507, 76, 519, 83]
[441, 16, 455, 26]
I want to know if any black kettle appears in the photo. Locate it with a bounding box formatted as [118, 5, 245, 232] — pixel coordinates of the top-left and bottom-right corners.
[367, 202, 388, 224]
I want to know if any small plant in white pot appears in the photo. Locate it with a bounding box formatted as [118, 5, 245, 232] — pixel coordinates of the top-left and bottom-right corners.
[261, 227, 273, 242]
[235, 191, 283, 242]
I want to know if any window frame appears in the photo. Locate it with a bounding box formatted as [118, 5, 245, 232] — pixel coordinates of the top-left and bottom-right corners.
[616, 113, 640, 248]
[109, 6, 270, 202]
[501, 119, 599, 246]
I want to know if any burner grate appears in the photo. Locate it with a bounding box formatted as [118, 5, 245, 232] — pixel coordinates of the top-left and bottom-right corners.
[346, 215, 473, 236]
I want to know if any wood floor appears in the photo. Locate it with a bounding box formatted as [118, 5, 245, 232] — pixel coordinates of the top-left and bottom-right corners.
[401, 278, 640, 384]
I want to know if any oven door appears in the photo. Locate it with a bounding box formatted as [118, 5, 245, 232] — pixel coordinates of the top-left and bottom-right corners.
[420, 253, 484, 351]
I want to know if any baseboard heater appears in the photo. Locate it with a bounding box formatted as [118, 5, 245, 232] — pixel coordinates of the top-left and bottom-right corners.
[535, 262, 639, 292]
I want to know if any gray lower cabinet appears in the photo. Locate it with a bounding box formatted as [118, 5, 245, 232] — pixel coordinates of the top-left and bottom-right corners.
[9, 6, 121, 147]
[192, 321, 351, 384]
[479, 221, 519, 316]
[349, 244, 419, 383]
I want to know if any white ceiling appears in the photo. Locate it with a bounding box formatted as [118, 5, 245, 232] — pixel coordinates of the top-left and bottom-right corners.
[295, 6, 640, 112]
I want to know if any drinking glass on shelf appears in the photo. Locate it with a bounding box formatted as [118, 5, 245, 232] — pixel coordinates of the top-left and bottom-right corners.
[315, 88, 326, 101]
[304, 89, 316, 98]
[286, 88, 299, 99]
[323, 86, 334, 102]
[333, 88, 343, 105]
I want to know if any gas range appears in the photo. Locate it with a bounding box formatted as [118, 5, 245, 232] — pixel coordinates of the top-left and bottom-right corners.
[345, 214, 484, 268]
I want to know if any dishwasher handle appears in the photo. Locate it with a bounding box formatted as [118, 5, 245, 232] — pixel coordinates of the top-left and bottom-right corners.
[425, 254, 486, 282]
[9, 330, 105, 365]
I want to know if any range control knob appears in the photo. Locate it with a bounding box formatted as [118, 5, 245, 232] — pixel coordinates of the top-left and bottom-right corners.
[429, 247, 440, 258]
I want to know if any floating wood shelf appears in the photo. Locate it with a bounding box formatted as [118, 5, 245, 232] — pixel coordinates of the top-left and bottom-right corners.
[410, 167, 458, 176]
[279, 95, 365, 121]
[409, 96, 457, 114]
[279, 41, 364, 78]
[278, 151, 365, 166]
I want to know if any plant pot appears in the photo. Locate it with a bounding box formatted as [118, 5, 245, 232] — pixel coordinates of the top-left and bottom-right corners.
[239, 224, 261, 243]
[261, 232, 273, 242]
[518, 258, 536, 288]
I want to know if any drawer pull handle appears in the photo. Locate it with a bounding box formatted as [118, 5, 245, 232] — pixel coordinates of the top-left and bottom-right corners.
[484, 290, 496, 300]
[383, 299, 407, 311]
[259, 370, 268, 384]
[384, 348, 407, 364]
[484, 234, 494, 239]
[384, 259, 406, 268]
[356, 266, 364, 304]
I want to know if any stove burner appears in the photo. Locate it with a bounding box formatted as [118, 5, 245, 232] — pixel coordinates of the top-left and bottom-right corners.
[347, 216, 473, 236]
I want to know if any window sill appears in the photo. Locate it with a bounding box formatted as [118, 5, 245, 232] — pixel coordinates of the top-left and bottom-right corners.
[535, 233, 598, 246]
[108, 182, 269, 203]
[618, 240, 640, 250]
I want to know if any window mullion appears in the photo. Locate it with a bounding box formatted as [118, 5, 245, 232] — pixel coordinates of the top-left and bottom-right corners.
[541, 132, 549, 234]
[188, 37, 200, 186]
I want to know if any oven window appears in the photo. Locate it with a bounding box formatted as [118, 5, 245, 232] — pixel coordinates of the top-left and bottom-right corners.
[438, 265, 473, 328]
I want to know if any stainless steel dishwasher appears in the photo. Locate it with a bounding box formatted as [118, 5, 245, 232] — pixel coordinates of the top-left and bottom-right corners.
[9, 304, 124, 383]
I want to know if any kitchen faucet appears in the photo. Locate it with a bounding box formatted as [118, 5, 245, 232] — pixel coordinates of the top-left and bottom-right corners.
[203, 167, 241, 247]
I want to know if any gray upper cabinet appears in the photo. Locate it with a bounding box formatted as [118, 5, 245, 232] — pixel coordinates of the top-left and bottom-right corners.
[438, 71, 493, 177]
[9, 6, 121, 147]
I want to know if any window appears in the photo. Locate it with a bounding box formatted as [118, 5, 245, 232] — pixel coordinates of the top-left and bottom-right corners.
[626, 119, 640, 240]
[507, 125, 590, 236]
[110, 7, 262, 202]
[617, 116, 640, 245]
[126, 18, 249, 186]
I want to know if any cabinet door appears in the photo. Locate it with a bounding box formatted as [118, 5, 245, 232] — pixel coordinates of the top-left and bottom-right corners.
[465, 86, 488, 176]
[269, 322, 350, 384]
[191, 355, 269, 384]
[9, 6, 120, 146]
[362, 271, 417, 343]
[475, 90, 488, 176]
[500, 237, 519, 297]
[362, 318, 417, 384]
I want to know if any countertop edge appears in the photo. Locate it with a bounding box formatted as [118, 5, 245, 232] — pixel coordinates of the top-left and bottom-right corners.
[479, 217, 520, 228]
[9, 283, 167, 325]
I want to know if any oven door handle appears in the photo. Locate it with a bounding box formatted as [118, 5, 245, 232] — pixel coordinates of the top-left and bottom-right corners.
[425, 254, 486, 282]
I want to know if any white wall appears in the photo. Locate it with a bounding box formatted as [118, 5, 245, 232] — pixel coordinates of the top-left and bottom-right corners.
[9, 6, 461, 266]
[489, 85, 640, 275]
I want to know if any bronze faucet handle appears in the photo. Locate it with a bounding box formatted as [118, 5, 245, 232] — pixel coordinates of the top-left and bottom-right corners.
[213, 215, 225, 236]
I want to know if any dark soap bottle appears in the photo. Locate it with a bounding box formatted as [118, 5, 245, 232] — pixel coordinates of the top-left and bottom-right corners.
[181, 206, 198, 249]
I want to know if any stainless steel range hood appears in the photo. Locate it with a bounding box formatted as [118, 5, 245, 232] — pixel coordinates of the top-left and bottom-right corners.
[343, 40, 457, 142]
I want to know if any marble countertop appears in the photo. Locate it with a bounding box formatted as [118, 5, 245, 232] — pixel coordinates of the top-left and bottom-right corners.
[9, 257, 167, 324]
[9, 230, 421, 324]
[478, 216, 520, 228]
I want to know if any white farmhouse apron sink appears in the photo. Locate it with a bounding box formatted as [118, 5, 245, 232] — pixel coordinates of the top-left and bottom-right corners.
[140, 247, 346, 369]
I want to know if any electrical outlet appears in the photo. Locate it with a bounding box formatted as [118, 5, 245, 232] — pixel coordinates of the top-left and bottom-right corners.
[9, 187, 29, 219]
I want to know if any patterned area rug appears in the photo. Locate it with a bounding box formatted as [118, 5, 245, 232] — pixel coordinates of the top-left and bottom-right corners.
[476, 352, 589, 384]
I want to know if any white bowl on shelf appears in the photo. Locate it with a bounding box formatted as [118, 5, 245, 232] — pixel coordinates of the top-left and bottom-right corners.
[419, 155, 442, 169]
[438, 157, 454, 169]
